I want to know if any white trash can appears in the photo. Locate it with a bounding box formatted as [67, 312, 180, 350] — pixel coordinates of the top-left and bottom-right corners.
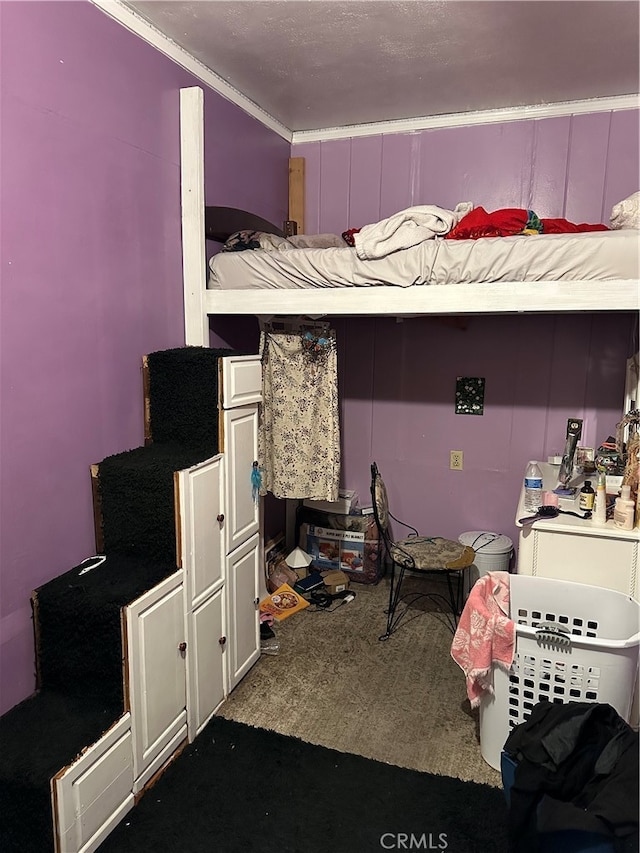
[458, 531, 513, 577]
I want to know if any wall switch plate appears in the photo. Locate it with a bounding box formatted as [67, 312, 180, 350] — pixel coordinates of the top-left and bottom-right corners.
[450, 450, 463, 470]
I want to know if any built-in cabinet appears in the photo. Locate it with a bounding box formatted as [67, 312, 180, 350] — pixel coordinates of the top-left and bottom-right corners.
[52, 714, 134, 853]
[52, 354, 262, 853]
[177, 454, 226, 738]
[126, 571, 188, 793]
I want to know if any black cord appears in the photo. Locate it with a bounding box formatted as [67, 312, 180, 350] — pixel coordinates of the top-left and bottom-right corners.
[307, 589, 356, 612]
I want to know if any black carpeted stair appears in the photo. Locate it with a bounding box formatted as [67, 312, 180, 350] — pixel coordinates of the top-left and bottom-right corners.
[97, 441, 215, 563]
[145, 346, 232, 446]
[0, 346, 239, 853]
[0, 691, 125, 853]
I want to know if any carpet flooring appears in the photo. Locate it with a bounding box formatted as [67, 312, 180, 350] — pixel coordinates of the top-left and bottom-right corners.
[219, 577, 501, 786]
[98, 715, 509, 853]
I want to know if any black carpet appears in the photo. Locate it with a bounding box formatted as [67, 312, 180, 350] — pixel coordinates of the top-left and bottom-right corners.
[0, 553, 179, 853]
[98, 716, 509, 853]
[145, 346, 237, 446]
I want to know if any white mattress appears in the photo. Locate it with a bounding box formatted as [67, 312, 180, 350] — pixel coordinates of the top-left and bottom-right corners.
[208, 229, 639, 291]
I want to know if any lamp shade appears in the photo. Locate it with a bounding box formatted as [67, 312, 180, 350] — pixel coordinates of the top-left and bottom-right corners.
[285, 546, 313, 569]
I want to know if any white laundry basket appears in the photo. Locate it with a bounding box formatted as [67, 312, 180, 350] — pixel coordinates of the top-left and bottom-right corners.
[479, 575, 640, 771]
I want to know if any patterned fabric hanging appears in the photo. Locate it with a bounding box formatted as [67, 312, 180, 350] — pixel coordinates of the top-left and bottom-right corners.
[258, 327, 340, 500]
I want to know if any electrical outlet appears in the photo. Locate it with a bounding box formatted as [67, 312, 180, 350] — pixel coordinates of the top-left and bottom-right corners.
[450, 450, 463, 470]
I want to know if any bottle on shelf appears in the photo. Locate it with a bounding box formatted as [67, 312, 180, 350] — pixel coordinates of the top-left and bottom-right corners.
[592, 472, 607, 525]
[579, 480, 595, 512]
[524, 461, 544, 513]
[613, 485, 635, 531]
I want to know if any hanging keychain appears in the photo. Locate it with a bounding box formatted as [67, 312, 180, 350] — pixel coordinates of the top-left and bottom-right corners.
[251, 461, 263, 504]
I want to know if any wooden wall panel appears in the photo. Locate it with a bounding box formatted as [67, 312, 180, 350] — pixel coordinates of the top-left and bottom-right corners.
[300, 141, 321, 235]
[604, 110, 640, 223]
[379, 133, 420, 219]
[418, 122, 535, 211]
[288, 157, 305, 234]
[564, 112, 611, 223]
[318, 139, 351, 234]
[293, 108, 638, 234]
[528, 116, 571, 217]
[347, 135, 383, 230]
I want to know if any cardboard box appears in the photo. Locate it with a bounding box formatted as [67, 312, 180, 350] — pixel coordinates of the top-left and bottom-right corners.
[299, 511, 382, 585]
[321, 570, 349, 595]
[302, 524, 365, 573]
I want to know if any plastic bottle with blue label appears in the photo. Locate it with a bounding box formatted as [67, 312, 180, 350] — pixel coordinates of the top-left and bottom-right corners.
[524, 461, 544, 513]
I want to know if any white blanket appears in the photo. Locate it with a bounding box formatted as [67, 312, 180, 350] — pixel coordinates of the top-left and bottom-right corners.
[354, 202, 473, 260]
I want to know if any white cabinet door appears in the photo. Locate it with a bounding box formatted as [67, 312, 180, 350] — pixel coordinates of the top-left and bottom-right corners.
[223, 405, 259, 554]
[186, 585, 227, 739]
[125, 572, 188, 792]
[220, 354, 262, 408]
[177, 454, 225, 609]
[227, 533, 261, 692]
[53, 714, 133, 853]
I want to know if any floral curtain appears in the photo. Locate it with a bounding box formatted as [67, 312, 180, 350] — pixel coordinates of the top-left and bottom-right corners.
[258, 328, 340, 500]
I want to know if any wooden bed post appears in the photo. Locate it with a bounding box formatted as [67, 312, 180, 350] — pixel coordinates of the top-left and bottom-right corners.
[288, 157, 305, 235]
[180, 86, 209, 348]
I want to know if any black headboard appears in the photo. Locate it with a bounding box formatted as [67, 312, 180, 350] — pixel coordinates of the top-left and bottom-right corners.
[205, 206, 285, 243]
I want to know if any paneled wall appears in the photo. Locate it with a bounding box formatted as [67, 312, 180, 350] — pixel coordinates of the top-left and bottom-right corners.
[292, 110, 639, 550]
[293, 110, 638, 234]
[333, 312, 635, 551]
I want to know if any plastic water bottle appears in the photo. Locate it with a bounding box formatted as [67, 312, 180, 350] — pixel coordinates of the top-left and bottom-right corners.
[524, 461, 544, 513]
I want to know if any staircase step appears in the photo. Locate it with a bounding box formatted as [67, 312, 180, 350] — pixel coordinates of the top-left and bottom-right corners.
[144, 346, 238, 446]
[95, 441, 213, 563]
[0, 690, 122, 853]
[34, 552, 177, 703]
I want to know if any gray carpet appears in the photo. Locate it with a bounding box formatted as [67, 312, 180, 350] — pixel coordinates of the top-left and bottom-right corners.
[218, 577, 502, 787]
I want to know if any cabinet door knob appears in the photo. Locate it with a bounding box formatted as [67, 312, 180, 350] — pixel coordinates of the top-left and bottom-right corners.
[217, 514, 225, 524]
[219, 636, 227, 646]
[178, 642, 187, 656]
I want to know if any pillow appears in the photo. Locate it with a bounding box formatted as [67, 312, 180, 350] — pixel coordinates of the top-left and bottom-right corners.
[610, 192, 640, 230]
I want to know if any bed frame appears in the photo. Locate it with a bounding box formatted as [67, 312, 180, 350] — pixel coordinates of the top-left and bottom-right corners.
[180, 87, 640, 349]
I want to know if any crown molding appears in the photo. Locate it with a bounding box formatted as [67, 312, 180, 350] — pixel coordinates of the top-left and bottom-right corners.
[291, 94, 640, 144]
[89, 0, 293, 142]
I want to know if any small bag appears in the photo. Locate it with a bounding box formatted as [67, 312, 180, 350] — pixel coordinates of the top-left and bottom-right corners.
[267, 560, 298, 593]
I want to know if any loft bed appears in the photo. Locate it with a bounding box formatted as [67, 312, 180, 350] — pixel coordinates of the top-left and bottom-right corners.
[179, 88, 639, 349]
[201, 204, 639, 323]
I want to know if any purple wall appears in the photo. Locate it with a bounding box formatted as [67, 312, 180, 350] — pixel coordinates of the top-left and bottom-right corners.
[293, 114, 638, 547]
[293, 111, 639, 234]
[334, 312, 633, 550]
[1, 1, 636, 717]
[0, 1, 288, 714]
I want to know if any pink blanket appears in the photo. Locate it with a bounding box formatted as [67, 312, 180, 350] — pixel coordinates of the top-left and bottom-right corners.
[450, 571, 515, 707]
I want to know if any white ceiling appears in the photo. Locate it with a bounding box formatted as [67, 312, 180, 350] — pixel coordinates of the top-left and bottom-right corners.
[119, 0, 640, 135]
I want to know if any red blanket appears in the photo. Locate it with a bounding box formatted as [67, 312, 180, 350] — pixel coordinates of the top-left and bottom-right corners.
[445, 206, 608, 240]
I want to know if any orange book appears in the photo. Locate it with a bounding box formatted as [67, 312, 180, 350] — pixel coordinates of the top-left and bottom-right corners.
[259, 583, 309, 622]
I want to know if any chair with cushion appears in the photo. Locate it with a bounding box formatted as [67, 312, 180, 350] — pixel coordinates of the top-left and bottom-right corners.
[370, 462, 475, 640]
